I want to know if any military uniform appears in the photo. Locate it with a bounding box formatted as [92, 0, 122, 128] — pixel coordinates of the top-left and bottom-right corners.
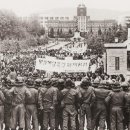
[78, 79, 95, 130]
[9, 77, 31, 130]
[0, 87, 5, 130]
[92, 81, 111, 130]
[25, 78, 39, 130]
[38, 81, 57, 130]
[105, 83, 125, 130]
[61, 88, 78, 130]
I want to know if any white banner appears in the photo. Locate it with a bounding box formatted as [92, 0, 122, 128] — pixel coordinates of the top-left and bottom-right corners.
[35, 58, 90, 72]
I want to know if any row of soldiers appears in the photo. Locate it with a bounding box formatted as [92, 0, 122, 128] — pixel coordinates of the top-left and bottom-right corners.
[0, 73, 130, 130]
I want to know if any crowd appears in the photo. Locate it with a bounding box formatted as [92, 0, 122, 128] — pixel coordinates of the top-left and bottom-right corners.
[0, 50, 128, 130]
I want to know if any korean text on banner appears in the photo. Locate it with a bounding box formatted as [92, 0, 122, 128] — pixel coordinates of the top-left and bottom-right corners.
[35, 58, 90, 72]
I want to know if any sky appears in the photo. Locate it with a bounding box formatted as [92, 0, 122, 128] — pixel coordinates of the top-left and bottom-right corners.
[0, 0, 130, 16]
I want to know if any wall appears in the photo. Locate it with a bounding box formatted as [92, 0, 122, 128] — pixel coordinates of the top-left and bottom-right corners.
[106, 48, 127, 76]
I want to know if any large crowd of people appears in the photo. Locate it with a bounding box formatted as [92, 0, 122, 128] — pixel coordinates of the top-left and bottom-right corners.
[0, 49, 129, 130]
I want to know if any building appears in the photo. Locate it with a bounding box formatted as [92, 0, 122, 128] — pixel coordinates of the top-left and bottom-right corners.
[104, 28, 130, 78]
[76, 4, 90, 32]
[39, 14, 76, 33]
[38, 3, 117, 35]
[118, 15, 130, 27]
[86, 19, 117, 33]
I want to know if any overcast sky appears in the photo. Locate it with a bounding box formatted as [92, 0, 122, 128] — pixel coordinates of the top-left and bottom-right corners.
[1, 0, 130, 16]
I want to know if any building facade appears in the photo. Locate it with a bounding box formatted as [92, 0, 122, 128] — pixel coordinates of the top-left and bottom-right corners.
[86, 20, 117, 33]
[38, 4, 117, 34]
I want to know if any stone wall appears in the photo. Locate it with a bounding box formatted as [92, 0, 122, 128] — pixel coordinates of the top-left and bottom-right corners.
[106, 48, 127, 76]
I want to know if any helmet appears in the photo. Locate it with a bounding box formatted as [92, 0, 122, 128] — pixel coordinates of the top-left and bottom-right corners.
[80, 78, 90, 88]
[42, 78, 50, 85]
[15, 77, 24, 87]
[58, 79, 64, 84]
[26, 78, 34, 86]
[6, 77, 14, 88]
[111, 81, 121, 90]
[92, 78, 100, 87]
[51, 78, 58, 87]
[121, 82, 129, 91]
[32, 70, 39, 78]
[65, 78, 73, 87]
[34, 78, 42, 87]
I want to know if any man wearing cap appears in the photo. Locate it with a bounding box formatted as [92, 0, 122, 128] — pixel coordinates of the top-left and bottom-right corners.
[38, 78, 57, 130]
[25, 78, 38, 130]
[9, 77, 31, 130]
[92, 80, 111, 130]
[61, 78, 78, 130]
[78, 78, 95, 130]
[105, 81, 125, 130]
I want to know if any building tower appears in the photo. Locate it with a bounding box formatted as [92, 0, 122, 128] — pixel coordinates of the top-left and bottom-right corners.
[77, 4, 87, 32]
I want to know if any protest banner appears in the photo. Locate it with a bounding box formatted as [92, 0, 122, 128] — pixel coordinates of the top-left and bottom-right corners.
[35, 58, 90, 73]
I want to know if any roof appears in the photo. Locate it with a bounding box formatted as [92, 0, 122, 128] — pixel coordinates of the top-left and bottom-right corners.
[104, 43, 127, 48]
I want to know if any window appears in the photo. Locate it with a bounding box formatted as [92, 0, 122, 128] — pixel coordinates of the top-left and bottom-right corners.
[45, 17, 48, 20]
[115, 57, 120, 70]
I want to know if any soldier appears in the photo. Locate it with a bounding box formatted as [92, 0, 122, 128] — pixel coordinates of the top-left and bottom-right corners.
[9, 77, 31, 130]
[61, 78, 78, 130]
[38, 78, 57, 130]
[2, 77, 13, 130]
[34, 79, 43, 130]
[25, 78, 39, 130]
[0, 81, 5, 130]
[92, 80, 111, 130]
[122, 82, 130, 130]
[105, 81, 125, 130]
[55, 78, 64, 130]
[78, 78, 95, 130]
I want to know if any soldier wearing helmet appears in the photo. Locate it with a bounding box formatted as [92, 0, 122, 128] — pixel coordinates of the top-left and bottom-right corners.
[25, 78, 38, 130]
[105, 81, 125, 130]
[38, 77, 57, 130]
[34, 78, 42, 89]
[61, 78, 78, 130]
[9, 76, 31, 130]
[32, 70, 39, 81]
[121, 82, 130, 130]
[78, 78, 95, 130]
[92, 80, 111, 130]
[0, 79, 5, 130]
[92, 78, 100, 88]
[2, 77, 13, 130]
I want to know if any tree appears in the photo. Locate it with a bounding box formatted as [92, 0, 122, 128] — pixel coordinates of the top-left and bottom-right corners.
[59, 29, 63, 38]
[49, 28, 54, 38]
[68, 29, 72, 34]
[98, 26, 102, 36]
[57, 29, 60, 36]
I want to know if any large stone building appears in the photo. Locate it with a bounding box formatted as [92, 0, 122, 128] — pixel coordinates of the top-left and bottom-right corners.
[38, 3, 117, 34]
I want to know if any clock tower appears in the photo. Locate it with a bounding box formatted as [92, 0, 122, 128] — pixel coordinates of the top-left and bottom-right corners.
[77, 4, 87, 16]
[77, 4, 87, 32]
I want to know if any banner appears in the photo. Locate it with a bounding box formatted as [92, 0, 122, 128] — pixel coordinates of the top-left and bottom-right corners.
[35, 58, 90, 72]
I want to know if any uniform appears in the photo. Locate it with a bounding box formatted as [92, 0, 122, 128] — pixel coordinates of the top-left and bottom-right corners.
[61, 87, 78, 130]
[39, 85, 57, 130]
[78, 85, 95, 130]
[9, 77, 31, 130]
[0, 88, 5, 130]
[25, 83, 38, 130]
[105, 84, 125, 130]
[92, 82, 111, 130]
